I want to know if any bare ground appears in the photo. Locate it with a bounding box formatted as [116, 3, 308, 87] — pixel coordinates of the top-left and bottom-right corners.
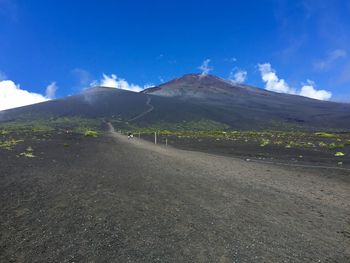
[1, 127, 350, 262]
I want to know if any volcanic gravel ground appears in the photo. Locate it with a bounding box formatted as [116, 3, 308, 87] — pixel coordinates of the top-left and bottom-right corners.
[1, 129, 350, 262]
[139, 134, 350, 169]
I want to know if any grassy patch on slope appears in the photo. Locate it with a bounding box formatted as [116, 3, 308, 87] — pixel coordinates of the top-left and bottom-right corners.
[0, 117, 103, 135]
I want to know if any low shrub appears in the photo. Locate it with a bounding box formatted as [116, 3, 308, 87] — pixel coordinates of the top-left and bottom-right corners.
[20, 152, 35, 158]
[20, 146, 35, 158]
[328, 143, 344, 149]
[0, 130, 9, 136]
[315, 132, 337, 138]
[319, 142, 327, 147]
[0, 139, 24, 150]
[84, 130, 98, 137]
[260, 138, 270, 147]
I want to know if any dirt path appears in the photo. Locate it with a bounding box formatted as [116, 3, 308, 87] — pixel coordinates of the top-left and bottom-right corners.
[128, 95, 154, 122]
[107, 124, 350, 262]
[1, 127, 350, 262]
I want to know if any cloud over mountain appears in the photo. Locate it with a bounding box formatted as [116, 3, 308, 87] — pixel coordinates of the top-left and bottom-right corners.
[299, 80, 332, 101]
[229, 68, 247, 84]
[91, 74, 144, 92]
[258, 63, 332, 101]
[199, 59, 213, 76]
[258, 63, 296, 94]
[0, 80, 48, 111]
[45, 82, 58, 99]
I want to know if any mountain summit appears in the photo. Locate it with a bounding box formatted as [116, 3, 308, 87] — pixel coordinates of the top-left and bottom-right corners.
[143, 73, 276, 98]
[142, 74, 314, 102]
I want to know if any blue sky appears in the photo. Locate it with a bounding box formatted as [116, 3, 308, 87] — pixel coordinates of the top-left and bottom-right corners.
[0, 0, 350, 109]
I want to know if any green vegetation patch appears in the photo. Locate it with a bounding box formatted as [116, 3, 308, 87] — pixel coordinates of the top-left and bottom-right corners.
[20, 146, 35, 158]
[328, 143, 344, 149]
[0, 139, 24, 150]
[84, 130, 98, 137]
[0, 120, 53, 133]
[260, 138, 270, 147]
[20, 152, 35, 158]
[319, 142, 327, 147]
[0, 117, 103, 135]
[0, 129, 9, 136]
[335, 152, 345, 157]
[315, 132, 337, 138]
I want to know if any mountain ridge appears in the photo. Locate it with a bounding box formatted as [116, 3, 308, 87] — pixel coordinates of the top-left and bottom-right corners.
[1, 73, 350, 131]
[143, 73, 343, 104]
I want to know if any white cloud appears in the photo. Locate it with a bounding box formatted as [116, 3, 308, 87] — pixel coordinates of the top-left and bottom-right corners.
[0, 80, 49, 111]
[299, 80, 332, 101]
[143, 83, 155, 89]
[198, 59, 213, 76]
[229, 68, 247, 84]
[314, 49, 347, 70]
[100, 74, 119, 87]
[92, 74, 144, 92]
[258, 62, 332, 101]
[45, 82, 57, 99]
[258, 63, 296, 94]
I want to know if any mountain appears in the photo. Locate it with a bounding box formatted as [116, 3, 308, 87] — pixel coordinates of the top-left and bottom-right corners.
[1, 74, 350, 131]
[143, 73, 269, 98]
[143, 73, 350, 130]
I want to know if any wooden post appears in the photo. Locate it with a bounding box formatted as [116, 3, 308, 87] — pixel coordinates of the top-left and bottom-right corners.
[154, 132, 157, 144]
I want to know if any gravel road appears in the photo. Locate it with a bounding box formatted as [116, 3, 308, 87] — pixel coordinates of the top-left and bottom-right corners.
[1, 127, 349, 262]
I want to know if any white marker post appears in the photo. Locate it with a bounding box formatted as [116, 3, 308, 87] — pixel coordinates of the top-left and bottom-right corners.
[165, 137, 168, 147]
[154, 132, 157, 145]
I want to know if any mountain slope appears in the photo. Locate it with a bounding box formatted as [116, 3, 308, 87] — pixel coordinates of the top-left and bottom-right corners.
[1, 74, 350, 131]
[142, 74, 350, 130]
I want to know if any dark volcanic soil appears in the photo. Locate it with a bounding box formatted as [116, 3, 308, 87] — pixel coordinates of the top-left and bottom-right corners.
[139, 133, 350, 169]
[1, 128, 350, 262]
